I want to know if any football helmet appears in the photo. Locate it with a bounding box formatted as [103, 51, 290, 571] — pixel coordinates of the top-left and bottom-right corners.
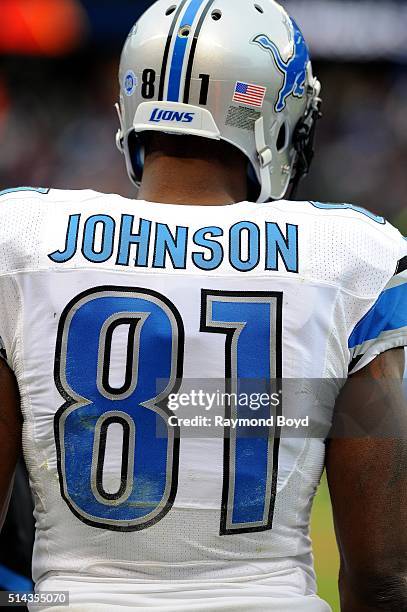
[116, 0, 322, 201]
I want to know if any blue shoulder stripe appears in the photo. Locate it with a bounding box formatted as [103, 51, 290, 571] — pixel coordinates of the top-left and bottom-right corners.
[349, 283, 407, 348]
[309, 201, 385, 224]
[0, 187, 49, 197]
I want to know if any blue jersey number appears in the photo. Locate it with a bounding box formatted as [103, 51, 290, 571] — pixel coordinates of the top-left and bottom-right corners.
[54, 287, 183, 531]
[201, 291, 282, 535]
[55, 287, 282, 534]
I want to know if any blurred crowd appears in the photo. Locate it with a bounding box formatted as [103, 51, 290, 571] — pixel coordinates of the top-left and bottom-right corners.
[0, 55, 406, 231]
[300, 62, 407, 231]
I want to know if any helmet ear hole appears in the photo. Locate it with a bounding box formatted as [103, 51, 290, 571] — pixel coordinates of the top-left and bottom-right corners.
[211, 9, 222, 20]
[276, 122, 288, 152]
[128, 130, 144, 182]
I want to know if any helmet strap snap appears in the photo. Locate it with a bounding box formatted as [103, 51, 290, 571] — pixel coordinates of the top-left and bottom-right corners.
[255, 117, 273, 202]
[115, 103, 125, 153]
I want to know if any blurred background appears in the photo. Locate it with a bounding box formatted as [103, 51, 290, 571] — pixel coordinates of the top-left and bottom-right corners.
[0, 1, 406, 610]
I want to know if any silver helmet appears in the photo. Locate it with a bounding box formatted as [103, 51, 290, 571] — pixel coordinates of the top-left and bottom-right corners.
[116, 0, 322, 202]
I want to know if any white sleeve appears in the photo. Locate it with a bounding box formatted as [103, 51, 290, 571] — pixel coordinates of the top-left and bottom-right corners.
[349, 238, 407, 374]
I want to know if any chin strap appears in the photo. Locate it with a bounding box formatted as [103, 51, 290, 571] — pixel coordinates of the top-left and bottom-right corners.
[115, 103, 125, 153]
[290, 77, 322, 200]
[115, 102, 143, 186]
[254, 116, 273, 203]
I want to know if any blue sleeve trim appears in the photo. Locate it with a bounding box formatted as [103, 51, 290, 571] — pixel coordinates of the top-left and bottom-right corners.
[0, 564, 33, 592]
[349, 283, 407, 348]
[0, 187, 49, 197]
[309, 201, 385, 224]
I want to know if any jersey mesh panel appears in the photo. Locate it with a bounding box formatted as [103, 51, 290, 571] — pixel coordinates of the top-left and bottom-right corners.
[309, 217, 395, 297]
[0, 196, 46, 273]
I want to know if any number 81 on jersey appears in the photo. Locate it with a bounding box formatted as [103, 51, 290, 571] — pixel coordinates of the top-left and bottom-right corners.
[54, 286, 282, 534]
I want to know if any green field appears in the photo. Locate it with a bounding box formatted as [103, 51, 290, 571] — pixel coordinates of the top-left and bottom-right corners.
[311, 474, 340, 611]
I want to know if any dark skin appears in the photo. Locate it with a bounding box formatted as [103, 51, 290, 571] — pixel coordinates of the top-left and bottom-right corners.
[138, 133, 248, 205]
[0, 359, 21, 529]
[0, 135, 406, 609]
[327, 347, 407, 611]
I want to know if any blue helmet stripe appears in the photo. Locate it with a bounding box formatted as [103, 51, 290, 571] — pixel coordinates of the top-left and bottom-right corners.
[167, 0, 207, 102]
[158, 0, 189, 101]
[349, 282, 407, 348]
[183, 0, 215, 103]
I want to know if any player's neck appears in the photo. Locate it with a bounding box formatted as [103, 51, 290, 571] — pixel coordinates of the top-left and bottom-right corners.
[137, 154, 247, 206]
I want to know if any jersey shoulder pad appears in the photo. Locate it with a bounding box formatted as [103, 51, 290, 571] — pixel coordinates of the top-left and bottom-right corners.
[0, 188, 110, 275]
[0, 187, 110, 223]
[288, 200, 405, 297]
[348, 227, 406, 373]
[0, 187, 106, 203]
[307, 200, 404, 262]
[307, 200, 386, 226]
[0, 186, 50, 200]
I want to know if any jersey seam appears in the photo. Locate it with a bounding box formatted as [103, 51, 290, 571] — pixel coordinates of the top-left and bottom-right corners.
[322, 286, 346, 378]
[0, 191, 109, 206]
[0, 267, 392, 302]
[10, 274, 52, 570]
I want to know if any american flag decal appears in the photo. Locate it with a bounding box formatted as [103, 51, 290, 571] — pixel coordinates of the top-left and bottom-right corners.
[233, 81, 267, 108]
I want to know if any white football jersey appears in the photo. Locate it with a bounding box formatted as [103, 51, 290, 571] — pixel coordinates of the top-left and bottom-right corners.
[0, 188, 405, 611]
